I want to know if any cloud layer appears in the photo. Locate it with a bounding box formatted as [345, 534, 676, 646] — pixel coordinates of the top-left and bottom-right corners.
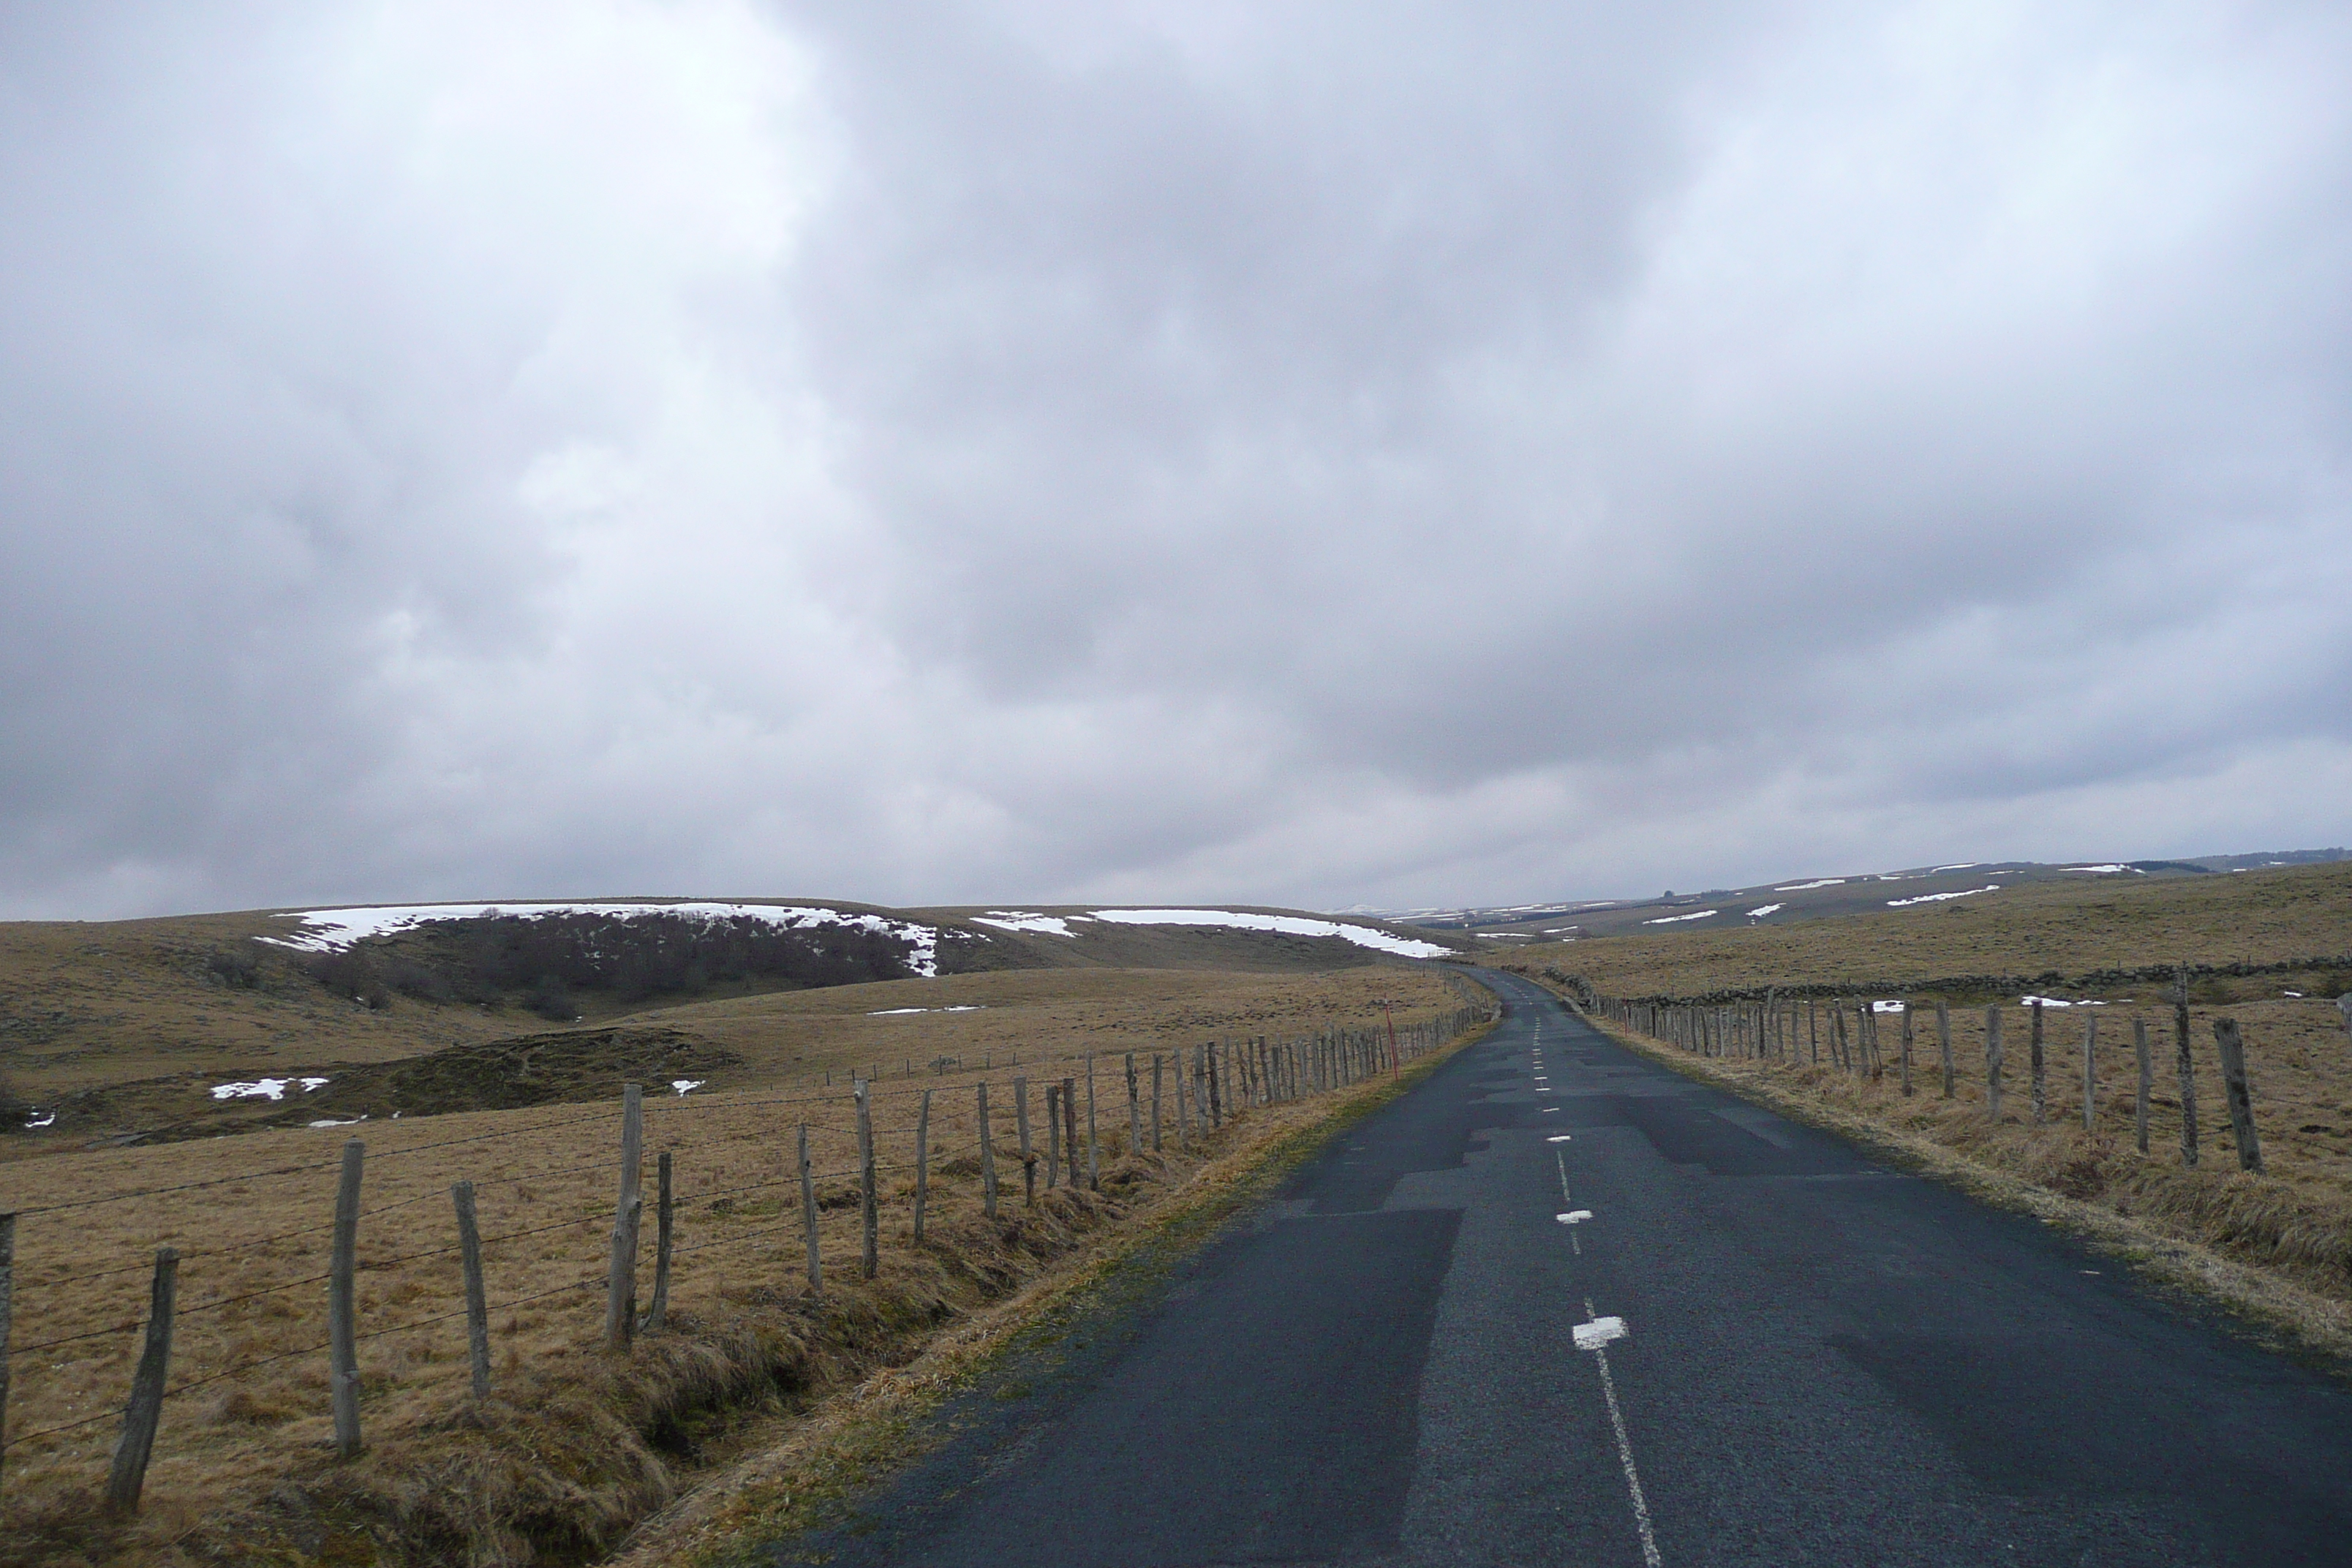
[3, 0, 2348, 918]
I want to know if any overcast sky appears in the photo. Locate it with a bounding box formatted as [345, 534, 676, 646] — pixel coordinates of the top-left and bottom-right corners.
[3, 1, 2348, 920]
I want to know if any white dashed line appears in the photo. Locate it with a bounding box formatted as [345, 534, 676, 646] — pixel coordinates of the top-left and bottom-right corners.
[1578, 1298, 1662, 1567]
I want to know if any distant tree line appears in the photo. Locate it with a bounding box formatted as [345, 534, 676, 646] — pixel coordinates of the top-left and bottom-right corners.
[297, 912, 913, 1019]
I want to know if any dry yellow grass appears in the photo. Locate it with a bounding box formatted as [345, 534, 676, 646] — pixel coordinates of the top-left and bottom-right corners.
[0, 963, 1479, 1567]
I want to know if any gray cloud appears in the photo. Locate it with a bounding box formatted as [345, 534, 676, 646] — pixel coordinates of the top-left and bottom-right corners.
[2, 0, 2348, 919]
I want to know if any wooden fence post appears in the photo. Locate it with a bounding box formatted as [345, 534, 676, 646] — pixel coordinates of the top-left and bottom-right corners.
[1085, 1056, 1100, 1191]
[1899, 1003, 1914, 1096]
[913, 1090, 932, 1243]
[1808, 1000, 1818, 1064]
[978, 1082, 998, 1219]
[2029, 1000, 2046, 1124]
[2081, 1016, 2098, 1135]
[603, 1085, 644, 1351]
[1150, 1055, 1164, 1153]
[1044, 1085, 1060, 1189]
[1014, 1077, 1034, 1207]
[329, 1137, 365, 1452]
[644, 1150, 674, 1332]
[1125, 1053, 1141, 1155]
[1175, 1049, 1191, 1147]
[2174, 967, 2199, 1167]
[2133, 1018, 2152, 1154]
[1062, 1077, 1080, 1187]
[856, 1079, 877, 1279]
[1985, 1007, 2004, 1120]
[1206, 1044, 1222, 1126]
[0, 1211, 13, 1504]
[103, 1247, 177, 1517]
[2212, 1019, 2264, 1173]
[798, 1123, 821, 1293]
[451, 1181, 491, 1398]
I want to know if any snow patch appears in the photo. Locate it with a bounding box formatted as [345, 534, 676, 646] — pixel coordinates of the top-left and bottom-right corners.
[670, 1079, 705, 1096]
[1887, 884, 2001, 907]
[867, 1005, 984, 1017]
[1871, 1000, 1908, 1014]
[971, 912, 1078, 938]
[211, 1077, 330, 1101]
[1931, 863, 1980, 872]
[2019, 995, 2105, 1009]
[1082, 909, 1452, 959]
[263, 901, 941, 977]
[1746, 904, 1784, 919]
[27, 1110, 55, 1129]
[1642, 909, 1717, 925]
[2063, 864, 2130, 875]
[1774, 879, 1846, 892]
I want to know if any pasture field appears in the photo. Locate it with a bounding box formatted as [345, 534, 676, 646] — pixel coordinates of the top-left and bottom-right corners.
[0, 960, 1482, 1567]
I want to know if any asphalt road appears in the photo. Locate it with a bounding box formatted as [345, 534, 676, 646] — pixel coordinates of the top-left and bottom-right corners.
[770, 968, 2352, 1567]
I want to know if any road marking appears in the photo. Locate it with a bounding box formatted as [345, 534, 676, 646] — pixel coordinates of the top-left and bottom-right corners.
[1578, 1299, 1662, 1567]
[1556, 1210, 1594, 1226]
[1547, 1134, 1572, 1142]
[1572, 1311, 1624, 1347]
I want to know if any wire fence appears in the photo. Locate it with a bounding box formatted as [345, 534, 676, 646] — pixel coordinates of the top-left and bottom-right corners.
[0, 978, 1499, 1522]
[1569, 969, 2283, 1171]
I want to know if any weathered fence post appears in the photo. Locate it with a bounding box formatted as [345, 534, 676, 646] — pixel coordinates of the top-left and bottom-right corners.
[2212, 1019, 2264, 1173]
[330, 1137, 366, 1451]
[644, 1150, 674, 1333]
[2174, 967, 2199, 1167]
[0, 1210, 13, 1502]
[1206, 1044, 1223, 1127]
[1172, 1050, 1190, 1148]
[2081, 1016, 2098, 1135]
[1062, 1077, 1080, 1187]
[2133, 1018, 2152, 1154]
[856, 1079, 878, 1279]
[603, 1086, 644, 1351]
[104, 1247, 177, 1517]
[1936, 1000, 1953, 1097]
[1985, 1007, 2004, 1120]
[1085, 1055, 1100, 1191]
[451, 1181, 491, 1398]
[1125, 1053, 1141, 1155]
[1044, 1085, 1061, 1189]
[1899, 1003, 1914, 1096]
[1150, 1055, 1164, 1153]
[978, 1082, 998, 1219]
[1013, 1076, 1033, 1206]
[798, 1123, 821, 1293]
[913, 1089, 932, 1244]
[2029, 999, 2047, 1124]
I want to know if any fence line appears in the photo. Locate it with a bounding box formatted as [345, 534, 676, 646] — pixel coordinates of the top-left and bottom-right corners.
[1570, 979, 2269, 1173]
[0, 992, 1498, 1520]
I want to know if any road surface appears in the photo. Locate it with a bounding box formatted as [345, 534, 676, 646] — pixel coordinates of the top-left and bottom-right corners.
[764, 968, 2352, 1566]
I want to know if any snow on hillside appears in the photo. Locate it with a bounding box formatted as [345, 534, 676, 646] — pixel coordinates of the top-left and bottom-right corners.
[1082, 908, 1453, 959]
[263, 902, 941, 976]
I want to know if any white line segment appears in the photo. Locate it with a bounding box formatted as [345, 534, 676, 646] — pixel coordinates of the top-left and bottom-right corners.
[1579, 1297, 1662, 1567]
